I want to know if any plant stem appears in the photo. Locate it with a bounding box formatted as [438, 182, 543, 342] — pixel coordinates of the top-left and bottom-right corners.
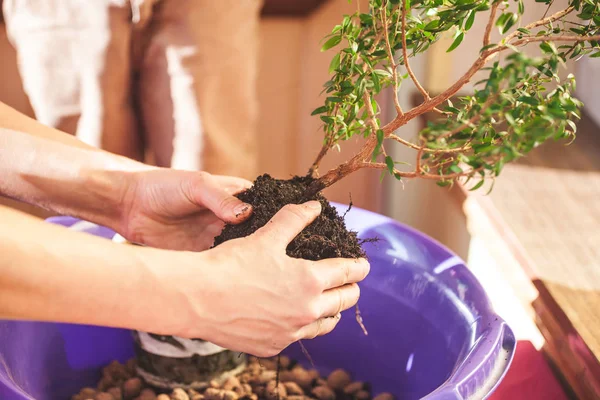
[381, 4, 404, 116]
[402, 2, 429, 101]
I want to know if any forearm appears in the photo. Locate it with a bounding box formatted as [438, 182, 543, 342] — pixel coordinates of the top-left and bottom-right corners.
[0, 102, 150, 229]
[0, 205, 188, 334]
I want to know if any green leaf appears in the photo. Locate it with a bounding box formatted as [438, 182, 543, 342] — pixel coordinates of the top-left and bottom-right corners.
[517, 96, 539, 106]
[437, 180, 452, 187]
[518, 0, 525, 15]
[500, 13, 517, 34]
[376, 128, 384, 144]
[480, 43, 497, 53]
[591, 51, 600, 58]
[449, 165, 462, 174]
[372, 71, 381, 92]
[385, 156, 395, 175]
[321, 35, 342, 51]
[329, 53, 341, 73]
[359, 13, 373, 25]
[447, 32, 465, 52]
[517, 27, 530, 34]
[469, 179, 485, 191]
[465, 11, 475, 31]
[311, 106, 328, 116]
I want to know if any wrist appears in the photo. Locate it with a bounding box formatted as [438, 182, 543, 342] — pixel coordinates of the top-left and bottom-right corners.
[133, 246, 216, 338]
[80, 153, 155, 232]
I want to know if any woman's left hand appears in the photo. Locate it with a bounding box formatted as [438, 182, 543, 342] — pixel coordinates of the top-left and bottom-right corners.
[119, 169, 253, 251]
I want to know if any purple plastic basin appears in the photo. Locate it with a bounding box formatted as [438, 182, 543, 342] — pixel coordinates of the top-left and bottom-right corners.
[0, 204, 515, 399]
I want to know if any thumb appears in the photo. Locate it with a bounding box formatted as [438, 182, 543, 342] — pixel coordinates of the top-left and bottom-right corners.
[193, 173, 253, 223]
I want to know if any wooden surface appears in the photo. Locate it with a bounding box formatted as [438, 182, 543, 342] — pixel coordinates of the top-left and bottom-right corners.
[467, 110, 600, 399]
[412, 90, 600, 398]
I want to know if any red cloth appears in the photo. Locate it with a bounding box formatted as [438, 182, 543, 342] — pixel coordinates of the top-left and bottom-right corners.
[490, 341, 568, 400]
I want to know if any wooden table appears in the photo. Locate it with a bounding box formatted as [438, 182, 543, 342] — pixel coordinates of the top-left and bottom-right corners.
[412, 93, 600, 398]
[461, 111, 600, 399]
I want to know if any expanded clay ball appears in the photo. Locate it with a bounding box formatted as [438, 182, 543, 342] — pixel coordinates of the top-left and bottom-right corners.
[222, 377, 241, 391]
[259, 358, 277, 370]
[94, 393, 115, 400]
[283, 382, 303, 396]
[355, 390, 371, 400]
[279, 356, 291, 369]
[222, 390, 239, 400]
[156, 395, 170, 400]
[311, 386, 335, 400]
[123, 377, 143, 398]
[75, 388, 97, 400]
[343, 382, 364, 395]
[327, 369, 352, 391]
[289, 367, 313, 390]
[204, 388, 223, 400]
[137, 388, 157, 400]
[373, 393, 394, 400]
[307, 370, 320, 381]
[107, 387, 123, 400]
[265, 381, 286, 400]
[171, 388, 190, 400]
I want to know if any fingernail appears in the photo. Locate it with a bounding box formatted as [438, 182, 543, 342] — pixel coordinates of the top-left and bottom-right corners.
[234, 203, 251, 217]
[305, 201, 321, 210]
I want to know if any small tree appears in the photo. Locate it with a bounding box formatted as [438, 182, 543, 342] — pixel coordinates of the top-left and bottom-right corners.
[129, 0, 600, 391]
[306, 0, 600, 196]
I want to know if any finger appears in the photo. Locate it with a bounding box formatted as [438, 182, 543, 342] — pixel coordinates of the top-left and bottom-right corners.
[319, 284, 360, 318]
[298, 313, 342, 340]
[312, 258, 370, 290]
[254, 201, 321, 247]
[212, 175, 253, 194]
[192, 173, 253, 223]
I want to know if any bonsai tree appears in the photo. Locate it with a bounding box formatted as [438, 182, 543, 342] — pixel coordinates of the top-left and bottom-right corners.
[132, 0, 600, 390]
[307, 0, 599, 194]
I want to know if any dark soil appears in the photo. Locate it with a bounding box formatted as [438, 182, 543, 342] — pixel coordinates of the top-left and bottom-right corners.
[213, 174, 365, 261]
[126, 174, 370, 390]
[71, 356, 395, 400]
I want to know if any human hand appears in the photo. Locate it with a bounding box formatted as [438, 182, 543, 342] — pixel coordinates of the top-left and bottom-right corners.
[149, 201, 370, 357]
[119, 169, 253, 251]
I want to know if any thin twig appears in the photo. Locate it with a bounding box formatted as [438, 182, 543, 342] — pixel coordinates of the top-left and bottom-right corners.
[503, 34, 600, 49]
[362, 161, 484, 180]
[381, 5, 403, 116]
[542, 0, 555, 20]
[504, 6, 575, 45]
[388, 134, 471, 153]
[437, 95, 498, 140]
[416, 143, 424, 173]
[359, 162, 418, 177]
[484, 1, 501, 48]
[402, 2, 429, 100]
[362, 91, 380, 132]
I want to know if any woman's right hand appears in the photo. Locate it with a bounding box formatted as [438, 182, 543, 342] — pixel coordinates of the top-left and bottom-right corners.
[143, 201, 370, 357]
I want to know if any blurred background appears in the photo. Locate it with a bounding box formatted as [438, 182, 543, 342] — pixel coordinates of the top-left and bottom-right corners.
[1, 1, 599, 398]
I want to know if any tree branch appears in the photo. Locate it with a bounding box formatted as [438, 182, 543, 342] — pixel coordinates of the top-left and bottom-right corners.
[381, 5, 403, 116]
[362, 91, 380, 132]
[484, 1, 501, 47]
[402, 2, 429, 101]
